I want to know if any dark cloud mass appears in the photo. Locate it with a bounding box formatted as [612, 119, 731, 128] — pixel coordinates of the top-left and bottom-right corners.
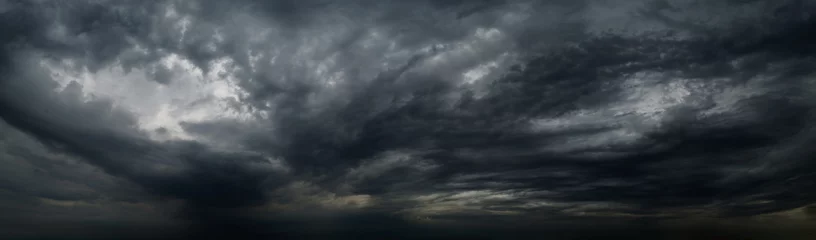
[2, 0, 816, 239]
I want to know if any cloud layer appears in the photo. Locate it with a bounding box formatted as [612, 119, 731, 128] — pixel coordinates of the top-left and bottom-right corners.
[1, 0, 816, 238]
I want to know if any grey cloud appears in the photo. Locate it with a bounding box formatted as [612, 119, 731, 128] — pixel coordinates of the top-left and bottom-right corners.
[0, 53, 290, 209]
[148, 63, 175, 84]
[2, 0, 816, 239]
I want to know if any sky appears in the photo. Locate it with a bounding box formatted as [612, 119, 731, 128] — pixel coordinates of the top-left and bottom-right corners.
[1, 0, 815, 239]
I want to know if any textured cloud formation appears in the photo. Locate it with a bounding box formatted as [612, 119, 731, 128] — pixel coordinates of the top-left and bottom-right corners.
[1, 0, 816, 239]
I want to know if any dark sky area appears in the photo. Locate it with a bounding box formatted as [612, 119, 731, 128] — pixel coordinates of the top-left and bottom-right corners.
[1, 0, 816, 239]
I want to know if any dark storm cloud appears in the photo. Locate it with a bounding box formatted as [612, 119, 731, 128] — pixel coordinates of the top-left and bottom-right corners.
[0, 54, 290, 207]
[250, 0, 816, 217]
[2, 0, 816, 238]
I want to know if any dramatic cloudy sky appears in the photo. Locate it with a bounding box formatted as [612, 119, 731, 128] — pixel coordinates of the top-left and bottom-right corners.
[1, 0, 816, 239]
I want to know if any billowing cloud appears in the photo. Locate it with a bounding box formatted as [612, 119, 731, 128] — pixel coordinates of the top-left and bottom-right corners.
[1, 0, 816, 239]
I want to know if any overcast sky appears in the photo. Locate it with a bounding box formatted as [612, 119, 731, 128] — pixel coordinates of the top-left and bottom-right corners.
[1, 0, 816, 239]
